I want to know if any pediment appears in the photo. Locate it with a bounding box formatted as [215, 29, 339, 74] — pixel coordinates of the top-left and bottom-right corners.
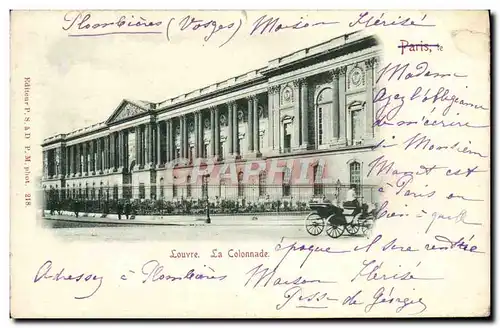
[106, 100, 149, 124]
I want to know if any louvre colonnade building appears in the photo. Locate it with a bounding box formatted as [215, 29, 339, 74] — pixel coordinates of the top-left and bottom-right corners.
[41, 32, 382, 204]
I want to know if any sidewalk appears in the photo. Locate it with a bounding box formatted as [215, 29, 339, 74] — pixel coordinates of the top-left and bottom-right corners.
[42, 211, 306, 227]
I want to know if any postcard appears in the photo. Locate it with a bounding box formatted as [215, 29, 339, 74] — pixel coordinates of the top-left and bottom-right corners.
[10, 10, 490, 318]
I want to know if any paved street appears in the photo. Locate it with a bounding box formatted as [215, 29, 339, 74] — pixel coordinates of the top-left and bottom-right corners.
[40, 214, 368, 242]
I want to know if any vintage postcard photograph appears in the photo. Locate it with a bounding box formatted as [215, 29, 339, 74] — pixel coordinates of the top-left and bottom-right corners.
[10, 10, 490, 318]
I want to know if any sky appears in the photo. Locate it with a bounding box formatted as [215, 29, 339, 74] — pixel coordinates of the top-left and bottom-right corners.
[13, 10, 366, 139]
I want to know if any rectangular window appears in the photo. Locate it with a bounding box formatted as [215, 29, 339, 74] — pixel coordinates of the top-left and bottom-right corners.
[258, 172, 267, 197]
[282, 170, 291, 197]
[150, 185, 156, 200]
[113, 186, 118, 200]
[202, 175, 208, 199]
[351, 110, 361, 143]
[283, 123, 291, 153]
[139, 183, 145, 199]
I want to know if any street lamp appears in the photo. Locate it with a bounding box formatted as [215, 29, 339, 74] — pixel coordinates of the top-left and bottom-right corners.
[203, 174, 211, 224]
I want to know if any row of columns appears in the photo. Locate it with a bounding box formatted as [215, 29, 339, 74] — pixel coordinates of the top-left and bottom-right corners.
[154, 95, 261, 166]
[62, 128, 136, 177]
[43, 58, 377, 180]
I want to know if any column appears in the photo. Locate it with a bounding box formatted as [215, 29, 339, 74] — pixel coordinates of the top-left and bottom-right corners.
[233, 102, 239, 156]
[116, 132, 122, 168]
[253, 96, 260, 154]
[165, 120, 170, 163]
[157, 122, 162, 166]
[365, 58, 375, 140]
[273, 87, 280, 152]
[42, 150, 48, 178]
[145, 124, 152, 167]
[331, 69, 340, 143]
[338, 66, 347, 145]
[194, 113, 199, 158]
[82, 143, 88, 175]
[227, 103, 234, 155]
[247, 97, 254, 153]
[179, 117, 185, 160]
[210, 108, 216, 157]
[167, 120, 172, 163]
[109, 133, 115, 171]
[70, 146, 75, 176]
[198, 111, 203, 158]
[123, 131, 129, 170]
[183, 116, 188, 160]
[292, 80, 300, 149]
[268, 86, 278, 153]
[170, 120, 175, 161]
[104, 137, 109, 171]
[214, 107, 220, 159]
[76, 144, 82, 175]
[65, 147, 70, 177]
[300, 79, 309, 148]
[134, 126, 140, 168]
[98, 138, 104, 172]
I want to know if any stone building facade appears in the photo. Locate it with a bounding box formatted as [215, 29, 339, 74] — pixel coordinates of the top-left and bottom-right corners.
[41, 32, 382, 205]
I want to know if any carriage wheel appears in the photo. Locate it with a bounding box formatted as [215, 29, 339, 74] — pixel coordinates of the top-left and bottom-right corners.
[304, 213, 325, 236]
[326, 215, 345, 239]
[346, 224, 360, 236]
[361, 218, 375, 238]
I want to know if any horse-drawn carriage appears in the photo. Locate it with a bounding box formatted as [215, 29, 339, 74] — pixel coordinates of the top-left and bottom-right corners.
[304, 201, 375, 238]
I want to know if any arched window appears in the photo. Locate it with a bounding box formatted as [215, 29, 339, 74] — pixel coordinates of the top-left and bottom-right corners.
[237, 172, 244, 197]
[349, 161, 361, 194]
[186, 175, 192, 198]
[258, 171, 267, 197]
[313, 164, 324, 196]
[282, 167, 291, 197]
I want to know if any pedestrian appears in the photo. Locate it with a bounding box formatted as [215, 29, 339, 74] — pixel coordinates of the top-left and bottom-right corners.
[344, 185, 359, 208]
[124, 201, 131, 220]
[74, 199, 80, 218]
[117, 201, 123, 220]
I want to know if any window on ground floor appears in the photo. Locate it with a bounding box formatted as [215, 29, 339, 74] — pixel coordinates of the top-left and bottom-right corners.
[139, 183, 145, 200]
[186, 175, 192, 198]
[237, 171, 244, 197]
[282, 167, 291, 197]
[313, 164, 324, 196]
[113, 185, 118, 200]
[258, 171, 267, 197]
[349, 161, 361, 195]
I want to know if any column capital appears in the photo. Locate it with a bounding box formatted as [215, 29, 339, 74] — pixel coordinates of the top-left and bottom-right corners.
[297, 77, 308, 86]
[291, 79, 300, 89]
[268, 85, 280, 94]
[246, 94, 258, 101]
[365, 57, 377, 69]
